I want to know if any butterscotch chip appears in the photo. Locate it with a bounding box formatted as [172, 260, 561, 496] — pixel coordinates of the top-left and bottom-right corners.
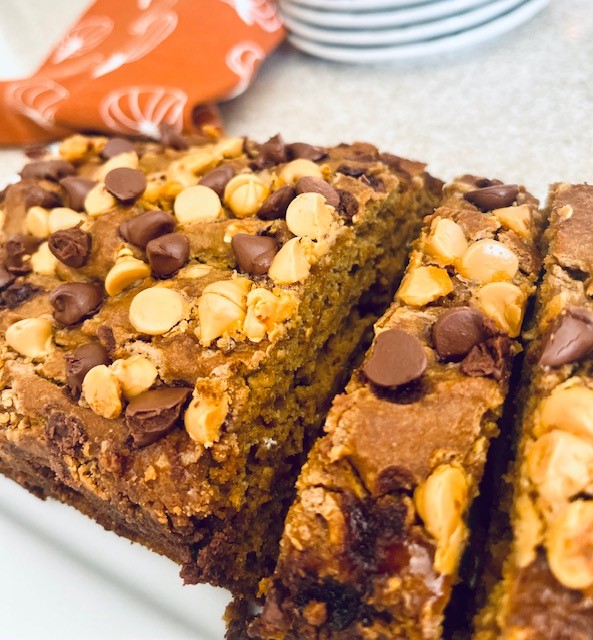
[25, 206, 50, 239]
[268, 237, 311, 285]
[105, 255, 151, 296]
[31, 242, 58, 276]
[424, 217, 467, 266]
[213, 137, 244, 158]
[5, 317, 53, 358]
[537, 382, 593, 440]
[398, 266, 453, 306]
[174, 185, 222, 224]
[48, 207, 87, 232]
[59, 134, 93, 162]
[493, 203, 532, 238]
[129, 287, 187, 335]
[184, 391, 230, 447]
[414, 464, 469, 575]
[224, 174, 270, 218]
[279, 159, 322, 184]
[476, 281, 524, 337]
[286, 192, 335, 241]
[111, 355, 158, 398]
[84, 183, 117, 216]
[82, 364, 122, 419]
[459, 239, 519, 284]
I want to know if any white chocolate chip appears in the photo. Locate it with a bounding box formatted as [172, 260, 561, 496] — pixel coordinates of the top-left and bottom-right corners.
[25, 206, 50, 239]
[268, 238, 311, 285]
[537, 381, 593, 441]
[30, 242, 58, 276]
[174, 185, 223, 224]
[286, 192, 335, 241]
[527, 430, 593, 508]
[224, 174, 270, 218]
[184, 390, 229, 447]
[213, 137, 244, 158]
[424, 217, 467, 266]
[279, 159, 322, 184]
[398, 266, 453, 307]
[84, 183, 117, 217]
[105, 255, 150, 296]
[459, 239, 519, 284]
[476, 281, 525, 337]
[178, 264, 212, 279]
[129, 287, 187, 335]
[111, 355, 158, 398]
[94, 150, 139, 181]
[5, 317, 53, 358]
[176, 149, 219, 175]
[82, 364, 122, 419]
[48, 207, 87, 233]
[514, 493, 544, 569]
[547, 500, 593, 589]
[414, 464, 469, 575]
[197, 278, 250, 347]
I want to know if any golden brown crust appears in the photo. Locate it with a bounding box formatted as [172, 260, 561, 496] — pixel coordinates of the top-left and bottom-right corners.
[252, 176, 544, 639]
[0, 133, 442, 597]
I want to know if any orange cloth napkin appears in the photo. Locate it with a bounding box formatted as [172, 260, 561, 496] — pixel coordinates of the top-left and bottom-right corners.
[0, 0, 284, 145]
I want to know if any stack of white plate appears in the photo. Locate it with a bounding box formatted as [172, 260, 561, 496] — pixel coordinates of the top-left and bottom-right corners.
[279, 0, 551, 63]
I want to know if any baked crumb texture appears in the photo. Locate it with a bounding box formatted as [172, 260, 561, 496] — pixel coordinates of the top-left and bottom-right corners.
[251, 177, 545, 640]
[0, 132, 442, 598]
[475, 184, 593, 640]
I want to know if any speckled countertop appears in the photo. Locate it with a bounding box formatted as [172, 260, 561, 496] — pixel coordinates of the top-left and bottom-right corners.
[0, 1, 592, 638]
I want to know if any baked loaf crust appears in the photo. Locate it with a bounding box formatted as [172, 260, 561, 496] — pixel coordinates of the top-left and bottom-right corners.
[0, 131, 442, 597]
[251, 177, 544, 639]
[475, 184, 593, 639]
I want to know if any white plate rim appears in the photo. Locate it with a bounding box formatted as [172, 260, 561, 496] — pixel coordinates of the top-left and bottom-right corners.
[287, 0, 550, 62]
[279, 0, 497, 29]
[283, 0, 530, 46]
[288, 0, 440, 11]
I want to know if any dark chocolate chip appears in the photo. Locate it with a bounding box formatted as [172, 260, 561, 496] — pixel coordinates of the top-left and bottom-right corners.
[0, 265, 15, 290]
[295, 176, 340, 209]
[463, 184, 519, 212]
[97, 324, 116, 355]
[257, 185, 296, 220]
[48, 227, 91, 268]
[337, 189, 359, 221]
[432, 307, 489, 361]
[159, 122, 189, 150]
[46, 410, 86, 457]
[146, 232, 189, 277]
[460, 335, 511, 381]
[20, 159, 76, 182]
[23, 184, 61, 209]
[255, 134, 287, 168]
[337, 164, 366, 178]
[1, 282, 41, 309]
[199, 164, 236, 197]
[539, 307, 593, 368]
[287, 142, 327, 162]
[100, 137, 135, 160]
[119, 209, 176, 248]
[65, 342, 111, 396]
[5, 234, 39, 274]
[105, 167, 147, 203]
[126, 387, 191, 447]
[363, 329, 427, 389]
[49, 282, 104, 325]
[59, 176, 96, 211]
[24, 144, 47, 159]
[231, 234, 277, 276]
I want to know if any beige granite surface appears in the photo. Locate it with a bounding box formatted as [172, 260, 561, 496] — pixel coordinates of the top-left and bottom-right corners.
[1, 1, 592, 200]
